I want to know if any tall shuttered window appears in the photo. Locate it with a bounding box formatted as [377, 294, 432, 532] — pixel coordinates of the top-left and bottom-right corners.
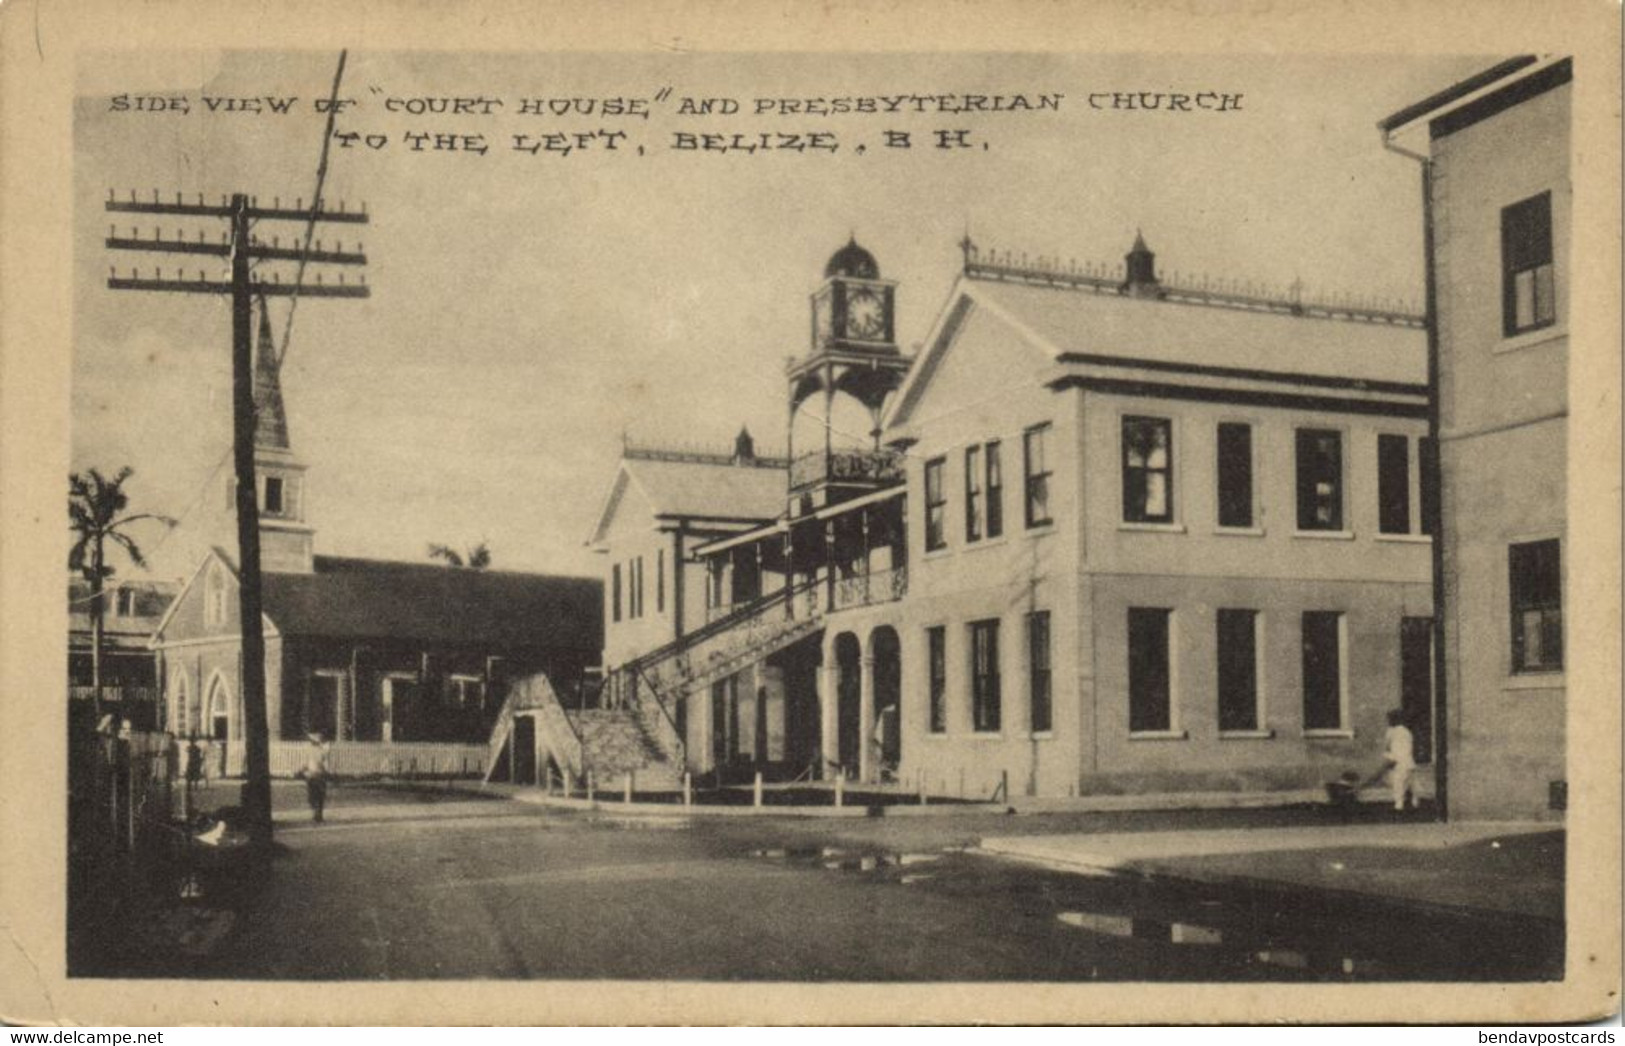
[965, 445, 983, 542]
[1023, 424, 1053, 528]
[1502, 192, 1556, 337]
[1128, 608, 1173, 733]
[1301, 611, 1344, 731]
[1216, 423, 1253, 529]
[927, 626, 946, 734]
[1027, 611, 1052, 733]
[1216, 609, 1260, 732]
[986, 441, 1004, 538]
[1510, 539, 1562, 672]
[924, 457, 947, 551]
[970, 619, 1001, 733]
[1122, 416, 1174, 524]
[1378, 434, 1413, 535]
[1295, 429, 1344, 532]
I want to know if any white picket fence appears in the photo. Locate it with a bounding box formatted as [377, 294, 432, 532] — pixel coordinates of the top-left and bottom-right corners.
[265, 740, 487, 779]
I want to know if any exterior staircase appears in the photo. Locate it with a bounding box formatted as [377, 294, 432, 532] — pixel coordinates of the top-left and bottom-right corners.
[484, 671, 685, 790]
[607, 576, 825, 734]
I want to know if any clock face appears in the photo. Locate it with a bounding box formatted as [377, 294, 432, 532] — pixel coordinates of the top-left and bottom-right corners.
[845, 287, 886, 340]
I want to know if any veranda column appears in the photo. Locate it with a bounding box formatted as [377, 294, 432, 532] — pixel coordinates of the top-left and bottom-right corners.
[858, 652, 876, 783]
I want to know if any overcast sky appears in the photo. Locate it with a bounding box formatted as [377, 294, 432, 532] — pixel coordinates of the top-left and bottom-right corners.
[73, 50, 1494, 579]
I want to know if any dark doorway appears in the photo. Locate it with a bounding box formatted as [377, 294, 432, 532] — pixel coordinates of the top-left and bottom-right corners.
[711, 678, 734, 771]
[872, 627, 902, 773]
[1400, 617, 1434, 764]
[779, 641, 822, 774]
[308, 675, 339, 740]
[835, 633, 861, 772]
[512, 715, 537, 785]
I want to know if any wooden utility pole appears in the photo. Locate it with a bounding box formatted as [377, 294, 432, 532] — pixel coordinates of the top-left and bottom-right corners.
[106, 189, 368, 845]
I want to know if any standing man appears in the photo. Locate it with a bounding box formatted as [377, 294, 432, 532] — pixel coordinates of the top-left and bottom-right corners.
[299, 730, 332, 823]
[1383, 709, 1416, 813]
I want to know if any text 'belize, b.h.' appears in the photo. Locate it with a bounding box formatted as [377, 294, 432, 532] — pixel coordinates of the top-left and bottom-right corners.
[106, 88, 1244, 159]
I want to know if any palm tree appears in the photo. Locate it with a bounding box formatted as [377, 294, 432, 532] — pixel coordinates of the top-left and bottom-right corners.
[69, 467, 173, 718]
[427, 541, 491, 569]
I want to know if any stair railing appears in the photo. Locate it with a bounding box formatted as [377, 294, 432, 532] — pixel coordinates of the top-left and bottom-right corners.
[625, 574, 823, 683]
[633, 662, 686, 770]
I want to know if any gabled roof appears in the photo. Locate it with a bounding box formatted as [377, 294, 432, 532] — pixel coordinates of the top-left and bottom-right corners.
[887, 274, 1426, 431]
[260, 556, 602, 650]
[149, 547, 276, 644]
[587, 455, 787, 545]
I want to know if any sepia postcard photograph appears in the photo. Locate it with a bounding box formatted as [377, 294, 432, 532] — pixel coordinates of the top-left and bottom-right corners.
[1, 0, 1619, 1028]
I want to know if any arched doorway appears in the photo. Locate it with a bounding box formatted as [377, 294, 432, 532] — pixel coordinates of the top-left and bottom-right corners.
[205, 673, 233, 777]
[870, 626, 902, 777]
[206, 674, 232, 741]
[834, 632, 862, 773]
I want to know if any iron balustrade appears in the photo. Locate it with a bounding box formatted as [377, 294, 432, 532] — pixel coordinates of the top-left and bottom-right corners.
[789, 448, 906, 491]
[830, 565, 909, 612]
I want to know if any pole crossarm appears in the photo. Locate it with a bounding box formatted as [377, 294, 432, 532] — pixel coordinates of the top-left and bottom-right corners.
[107, 198, 369, 224]
[106, 277, 369, 297]
[105, 237, 368, 265]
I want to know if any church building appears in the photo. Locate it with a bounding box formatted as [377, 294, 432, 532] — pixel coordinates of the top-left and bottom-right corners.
[150, 305, 601, 777]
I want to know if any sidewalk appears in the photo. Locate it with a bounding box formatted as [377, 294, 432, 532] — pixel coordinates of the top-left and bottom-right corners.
[978, 821, 1563, 923]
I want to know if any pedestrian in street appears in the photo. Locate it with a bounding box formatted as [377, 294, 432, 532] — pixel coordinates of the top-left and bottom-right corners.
[298, 730, 332, 823]
[1383, 709, 1416, 812]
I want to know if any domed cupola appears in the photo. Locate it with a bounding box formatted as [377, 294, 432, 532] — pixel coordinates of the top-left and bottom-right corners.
[824, 236, 881, 280]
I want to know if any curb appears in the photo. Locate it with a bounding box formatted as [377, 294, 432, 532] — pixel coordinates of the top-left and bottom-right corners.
[508, 791, 1007, 818]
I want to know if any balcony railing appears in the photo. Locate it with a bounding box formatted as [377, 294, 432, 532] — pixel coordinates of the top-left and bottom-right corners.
[830, 566, 908, 612]
[789, 448, 905, 491]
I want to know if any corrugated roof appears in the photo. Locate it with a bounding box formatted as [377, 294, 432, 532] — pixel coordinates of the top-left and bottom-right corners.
[624, 457, 787, 522]
[260, 556, 601, 650]
[968, 277, 1427, 385]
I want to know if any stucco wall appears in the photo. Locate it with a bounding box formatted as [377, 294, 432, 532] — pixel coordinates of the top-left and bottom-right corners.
[1431, 79, 1569, 821]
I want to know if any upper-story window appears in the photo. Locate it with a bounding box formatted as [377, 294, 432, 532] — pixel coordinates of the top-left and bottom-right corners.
[611, 563, 623, 623]
[985, 441, 1003, 538]
[1377, 434, 1414, 535]
[115, 587, 139, 618]
[963, 440, 1003, 542]
[1502, 191, 1556, 337]
[964, 445, 983, 542]
[924, 457, 947, 551]
[1295, 428, 1344, 532]
[656, 548, 665, 614]
[1122, 416, 1173, 524]
[1023, 424, 1052, 528]
[1510, 539, 1562, 673]
[1215, 422, 1254, 529]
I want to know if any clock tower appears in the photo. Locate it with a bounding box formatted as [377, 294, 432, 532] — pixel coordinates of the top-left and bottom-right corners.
[787, 237, 912, 515]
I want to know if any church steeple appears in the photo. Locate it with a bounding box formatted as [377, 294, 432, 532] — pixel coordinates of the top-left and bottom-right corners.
[253, 300, 290, 450]
[245, 298, 315, 573]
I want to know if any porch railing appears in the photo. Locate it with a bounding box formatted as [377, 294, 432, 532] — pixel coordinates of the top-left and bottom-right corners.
[830, 565, 908, 612]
